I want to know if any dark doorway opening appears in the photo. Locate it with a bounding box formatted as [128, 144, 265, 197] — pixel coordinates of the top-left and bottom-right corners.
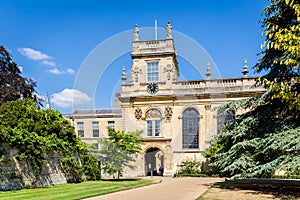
[144, 147, 164, 176]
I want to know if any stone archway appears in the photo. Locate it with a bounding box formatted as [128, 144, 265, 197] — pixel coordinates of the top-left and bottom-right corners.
[144, 147, 164, 176]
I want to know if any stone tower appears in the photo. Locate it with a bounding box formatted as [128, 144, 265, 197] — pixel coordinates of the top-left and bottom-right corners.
[122, 22, 178, 93]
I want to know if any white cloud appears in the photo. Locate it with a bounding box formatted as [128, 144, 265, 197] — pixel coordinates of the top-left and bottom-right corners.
[17, 47, 75, 76]
[47, 68, 65, 75]
[42, 60, 56, 67]
[47, 67, 76, 75]
[18, 47, 51, 60]
[51, 88, 92, 108]
[66, 68, 75, 74]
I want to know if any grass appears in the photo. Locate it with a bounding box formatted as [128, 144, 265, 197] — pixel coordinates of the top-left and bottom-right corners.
[0, 179, 157, 200]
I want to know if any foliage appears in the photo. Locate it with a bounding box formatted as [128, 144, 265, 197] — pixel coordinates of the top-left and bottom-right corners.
[0, 99, 99, 183]
[207, 0, 300, 179]
[256, 0, 300, 81]
[208, 94, 300, 179]
[262, 75, 300, 110]
[60, 154, 85, 183]
[257, 0, 300, 109]
[0, 148, 5, 171]
[176, 159, 201, 175]
[80, 153, 101, 181]
[0, 46, 39, 106]
[99, 128, 142, 179]
[274, 174, 300, 179]
[203, 138, 223, 159]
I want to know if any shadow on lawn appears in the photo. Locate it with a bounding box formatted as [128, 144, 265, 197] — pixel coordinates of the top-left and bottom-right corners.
[213, 178, 300, 199]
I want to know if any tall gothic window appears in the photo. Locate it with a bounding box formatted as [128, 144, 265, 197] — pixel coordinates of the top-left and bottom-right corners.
[217, 110, 235, 134]
[146, 108, 162, 137]
[182, 108, 199, 149]
[147, 62, 159, 82]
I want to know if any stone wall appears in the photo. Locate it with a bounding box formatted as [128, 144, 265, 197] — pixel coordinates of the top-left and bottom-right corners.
[0, 145, 68, 191]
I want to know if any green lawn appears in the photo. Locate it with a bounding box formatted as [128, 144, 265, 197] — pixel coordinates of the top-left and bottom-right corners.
[0, 179, 156, 200]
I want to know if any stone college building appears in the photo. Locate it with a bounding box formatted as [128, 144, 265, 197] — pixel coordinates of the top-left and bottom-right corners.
[65, 22, 265, 177]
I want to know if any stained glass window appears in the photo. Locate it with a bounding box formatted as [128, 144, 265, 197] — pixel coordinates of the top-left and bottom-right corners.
[182, 108, 199, 149]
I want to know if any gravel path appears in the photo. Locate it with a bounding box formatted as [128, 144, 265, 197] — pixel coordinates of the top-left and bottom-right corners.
[84, 177, 224, 200]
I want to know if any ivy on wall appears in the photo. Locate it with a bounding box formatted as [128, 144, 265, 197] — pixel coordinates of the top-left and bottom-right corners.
[0, 99, 100, 184]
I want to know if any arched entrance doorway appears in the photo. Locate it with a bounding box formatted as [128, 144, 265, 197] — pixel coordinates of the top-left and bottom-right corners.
[144, 147, 164, 176]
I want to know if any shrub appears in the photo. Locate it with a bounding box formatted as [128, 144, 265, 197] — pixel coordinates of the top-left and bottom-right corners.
[177, 159, 201, 174]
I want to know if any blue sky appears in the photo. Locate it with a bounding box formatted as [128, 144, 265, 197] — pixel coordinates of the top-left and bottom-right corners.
[1, 0, 268, 113]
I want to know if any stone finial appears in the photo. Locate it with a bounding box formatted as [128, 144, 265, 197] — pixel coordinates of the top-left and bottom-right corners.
[121, 66, 127, 83]
[45, 94, 51, 109]
[166, 20, 172, 39]
[242, 58, 249, 78]
[205, 61, 212, 80]
[133, 24, 139, 42]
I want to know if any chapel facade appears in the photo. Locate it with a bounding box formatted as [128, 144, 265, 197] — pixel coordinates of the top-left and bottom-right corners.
[65, 22, 265, 177]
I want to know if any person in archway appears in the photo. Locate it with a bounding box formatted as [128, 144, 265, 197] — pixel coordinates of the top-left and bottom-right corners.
[159, 165, 164, 176]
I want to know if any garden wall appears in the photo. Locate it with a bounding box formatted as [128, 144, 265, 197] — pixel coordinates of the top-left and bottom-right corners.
[0, 146, 69, 191]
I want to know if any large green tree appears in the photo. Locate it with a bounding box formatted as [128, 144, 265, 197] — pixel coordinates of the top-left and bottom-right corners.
[256, 0, 300, 81]
[0, 99, 100, 184]
[207, 94, 300, 178]
[257, 0, 300, 109]
[0, 46, 38, 105]
[99, 128, 142, 179]
[207, 0, 300, 179]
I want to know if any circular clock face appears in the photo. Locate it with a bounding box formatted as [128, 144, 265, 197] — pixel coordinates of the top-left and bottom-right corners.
[147, 83, 159, 94]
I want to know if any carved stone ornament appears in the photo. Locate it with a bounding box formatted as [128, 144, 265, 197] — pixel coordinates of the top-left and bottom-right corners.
[134, 108, 142, 120]
[164, 106, 173, 120]
[145, 108, 162, 118]
[130, 66, 142, 83]
[205, 104, 212, 110]
[163, 64, 174, 81]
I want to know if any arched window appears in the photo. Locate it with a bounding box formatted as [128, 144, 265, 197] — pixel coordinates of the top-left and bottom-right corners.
[145, 108, 162, 137]
[182, 108, 199, 149]
[217, 109, 235, 134]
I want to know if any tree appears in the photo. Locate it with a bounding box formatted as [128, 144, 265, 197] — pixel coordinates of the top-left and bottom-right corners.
[257, 0, 300, 109]
[207, 0, 300, 179]
[0, 99, 101, 184]
[256, 0, 300, 81]
[208, 94, 300, 178]
[99, 128, 142, 179]
[0, 45, 38, 105]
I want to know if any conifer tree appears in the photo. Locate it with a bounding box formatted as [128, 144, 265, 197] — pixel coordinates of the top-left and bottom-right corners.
[207, 0, 300, 179]
[256, 0, 300, 81]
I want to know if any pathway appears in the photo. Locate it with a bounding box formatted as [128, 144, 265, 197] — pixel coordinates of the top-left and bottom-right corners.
[84, 177, 224, 200]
